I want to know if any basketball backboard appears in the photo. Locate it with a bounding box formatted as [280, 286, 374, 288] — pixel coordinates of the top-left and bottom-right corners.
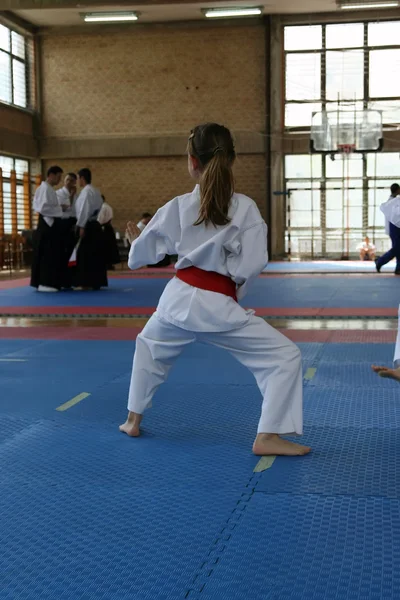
[310, 108, 383, 154]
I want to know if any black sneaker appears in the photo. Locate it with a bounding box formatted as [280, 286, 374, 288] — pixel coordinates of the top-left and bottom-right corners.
[395, 271, 400, 276]
[375, 259, 382, 273]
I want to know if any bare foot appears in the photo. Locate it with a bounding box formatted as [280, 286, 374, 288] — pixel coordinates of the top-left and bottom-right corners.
[372, 365, 400, 382]
[119, 411, 143, 437]
[253, 433, 311, 456]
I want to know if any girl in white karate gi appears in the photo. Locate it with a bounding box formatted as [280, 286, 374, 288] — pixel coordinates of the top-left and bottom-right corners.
[372, 306, 400, 382]
[120, 123, 310, 457]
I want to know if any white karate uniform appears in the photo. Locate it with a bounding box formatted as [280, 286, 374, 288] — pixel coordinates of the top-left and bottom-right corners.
[33, 181, 63, 226]
[74, 184, 103, 228]
[98, 202, 113, 225]
[56, 186, 77, 219]
[357, 241, 376, 252]
[127, 185, 303, 436]
[381, 195, 400, 231]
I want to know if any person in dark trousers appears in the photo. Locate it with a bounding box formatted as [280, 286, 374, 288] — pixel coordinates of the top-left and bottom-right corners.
[98, 195, 121, 270]
[30, 165, 64, 292]
[72, 168, 108, 290]
[376, 183, 400, 275]
[57, 172, 78, 288]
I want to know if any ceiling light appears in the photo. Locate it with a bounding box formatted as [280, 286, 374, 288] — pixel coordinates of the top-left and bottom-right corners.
[339, 2, 399, 8]
[82, 12, 139, 23]
[203, 7, 262, 18]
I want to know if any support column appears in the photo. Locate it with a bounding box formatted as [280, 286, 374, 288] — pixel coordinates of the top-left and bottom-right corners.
[269, 16, 285, 259]
[23, 172, 31, 229]
[10, 170, 18, 236]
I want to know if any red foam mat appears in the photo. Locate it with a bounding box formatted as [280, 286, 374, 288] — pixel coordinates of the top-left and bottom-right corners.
[0, 327, 396, 343]
[0, 326, 142, 340]
[0, 306, 157, 315]
[0, 277, 30, 290]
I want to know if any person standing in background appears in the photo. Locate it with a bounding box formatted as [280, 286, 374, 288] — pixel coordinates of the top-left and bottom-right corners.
[56, 172, 78, 224]
[137, 212, 153, 232]
[135, 211, 171, 268]
[31, 165, 64, 292]
[57, 172, 78, 288]
[72, 168, 107, 290]
[98, 195, 121, 270]
[375, 183, 400, 275]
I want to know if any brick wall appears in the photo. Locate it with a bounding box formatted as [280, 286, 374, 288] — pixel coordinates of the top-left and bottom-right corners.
[40, 22, 267, 233]
[41, 24, 266, 137]
[43, 154, 267, 234]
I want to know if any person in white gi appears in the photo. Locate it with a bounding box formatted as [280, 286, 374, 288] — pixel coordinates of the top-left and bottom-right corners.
[56, 172, 78, 221]
[30, 165, 64, 292]
[136, 212, 153, 232]
[375, 183, 400, 275]
[56, 172, 78, 288]
[372, 308, 400, 381]
[73, 168, 107, 290]
[98, 196, 113, 226]
[119, 123, 310, 457]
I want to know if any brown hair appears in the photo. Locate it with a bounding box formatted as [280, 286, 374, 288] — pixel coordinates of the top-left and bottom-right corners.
[188, 123, 236, 227]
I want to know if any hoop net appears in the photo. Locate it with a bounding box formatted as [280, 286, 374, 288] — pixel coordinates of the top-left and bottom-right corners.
[337, 144, 356, 155]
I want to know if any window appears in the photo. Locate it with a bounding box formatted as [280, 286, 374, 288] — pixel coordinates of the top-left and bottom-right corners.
[284, 21, 400, 128]
[284, 25, 322, 51]
[368, 21, 400, 46]
[284, 152, 400, 258]
[369, 49, 400, 98]
[0, 155, 30, 235]
[286, 53, 321, 101]
[325, 50, 364, 100]
[326, 23, 364, 49]
[0, 23, 31, 109]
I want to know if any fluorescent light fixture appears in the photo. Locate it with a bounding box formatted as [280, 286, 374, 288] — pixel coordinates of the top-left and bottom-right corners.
[340, 2, 398, 8]
[204, 7, 262, 18]
[82, 12, 139, 23]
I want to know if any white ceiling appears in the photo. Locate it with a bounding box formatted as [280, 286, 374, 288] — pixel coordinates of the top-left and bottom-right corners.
[14, 1, 339, 27]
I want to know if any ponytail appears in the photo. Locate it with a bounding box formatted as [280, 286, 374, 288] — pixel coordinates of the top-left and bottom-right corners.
[194, 151, 234, 227]
[188, 123, 236, 228]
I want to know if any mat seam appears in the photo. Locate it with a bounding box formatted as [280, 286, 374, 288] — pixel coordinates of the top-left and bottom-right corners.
[183, 471, 262, 598]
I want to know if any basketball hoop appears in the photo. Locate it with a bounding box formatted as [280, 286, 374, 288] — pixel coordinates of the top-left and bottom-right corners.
[337, 144, 356, 155]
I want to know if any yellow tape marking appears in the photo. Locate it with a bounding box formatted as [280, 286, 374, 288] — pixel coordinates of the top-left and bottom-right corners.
[304, 368, 317, 381]
[253, 456, 276, 473]
[0, 359, 27, 362]
[56, 392, 90, 412]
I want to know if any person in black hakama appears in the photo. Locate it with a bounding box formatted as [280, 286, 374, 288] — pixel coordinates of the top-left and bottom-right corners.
[30, 165, 65, 292]
[72, 168, 108, 290]
[98, 195, 121, 270]
[56, 172, 78, 288]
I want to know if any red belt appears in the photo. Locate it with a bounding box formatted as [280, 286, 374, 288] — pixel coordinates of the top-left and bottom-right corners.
[176, 266, 237, 302]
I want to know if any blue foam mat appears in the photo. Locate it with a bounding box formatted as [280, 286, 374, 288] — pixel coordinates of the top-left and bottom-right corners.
[256, 425, 400, 498]
[1, 276, 399, 308]
[198, 493, 400, 600]
[308, 360, 397, 388]
[0, 475, 241, 600]
[2, 338, 400, 599]
[0, 341, 320, 420]
[266, 260, 395, 273]
[319, 342, 395, 363]
[304, 386, 400, 429]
